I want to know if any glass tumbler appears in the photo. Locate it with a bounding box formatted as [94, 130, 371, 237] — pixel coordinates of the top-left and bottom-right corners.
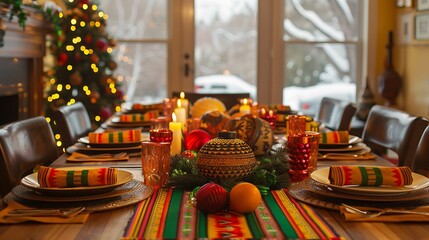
[305, 131, 320, 174]
[287, 133, 312, 182]
[286, 115, 306, 137]
[141, 141, 171, 189]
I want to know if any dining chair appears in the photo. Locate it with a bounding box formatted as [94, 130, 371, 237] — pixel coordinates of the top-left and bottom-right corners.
[411, 126, 429, 176]
[171, 92, 251, 110]
[361, 105, 429, 168]
[53, 102, 92, 149]
[316, 97, 357, 131]
[0, 116, 60, 197]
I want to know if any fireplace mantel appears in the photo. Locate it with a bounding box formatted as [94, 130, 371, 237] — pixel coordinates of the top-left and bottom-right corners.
[0, 5, 50, 123]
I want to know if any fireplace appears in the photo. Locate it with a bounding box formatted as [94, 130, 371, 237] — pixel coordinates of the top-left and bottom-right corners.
[0, 6, 48, 124]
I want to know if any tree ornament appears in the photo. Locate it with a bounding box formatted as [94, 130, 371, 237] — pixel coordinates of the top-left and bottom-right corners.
[96, 38, 108, 51]
[74, 53, 82, 61]
[195, 182, 228, 213]
[224, 114, 274, 156]
[89, 92, 100, 101]
[184, 129, 212, 151]
[90, 54, 99, 64]
[69, 71, 83, 86]
[85, 34, 92, 44]
[99, 107, 112, 120]
[108, 60, 118, 70]
[57, 53, 68, 66]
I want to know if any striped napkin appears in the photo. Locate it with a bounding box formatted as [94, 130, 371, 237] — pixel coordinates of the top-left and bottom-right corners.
[119, 110, 159, 122]
[37, 166, 117, 188]
[131, 103, 163, 110]
[329, 166, 413, 186]
[88, 129, 141, 143]
[320, 131, 349, 144]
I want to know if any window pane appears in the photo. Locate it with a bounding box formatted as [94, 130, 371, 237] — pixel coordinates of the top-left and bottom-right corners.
[194, 0, 257, 99]
[114, 43, 167, 103]
[100, 0, 168, 40]
[283, 43, 357, 116]
[99, 0, 168, 104]
[284, 0, 359, 42]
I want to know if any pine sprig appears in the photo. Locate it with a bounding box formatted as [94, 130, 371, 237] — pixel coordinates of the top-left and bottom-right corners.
[166, 145, 291, 191]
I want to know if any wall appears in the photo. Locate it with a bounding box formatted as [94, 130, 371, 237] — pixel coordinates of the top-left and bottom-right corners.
[366, 1, 429, 118]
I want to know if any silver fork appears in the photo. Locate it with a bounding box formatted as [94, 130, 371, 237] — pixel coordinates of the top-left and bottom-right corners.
[5, 207, 85, 218]
[342, 204, 429, 218]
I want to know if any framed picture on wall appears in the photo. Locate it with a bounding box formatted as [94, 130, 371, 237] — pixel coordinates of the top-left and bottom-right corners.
[417, 0, 429, 10]
[415, 14, 429, 40]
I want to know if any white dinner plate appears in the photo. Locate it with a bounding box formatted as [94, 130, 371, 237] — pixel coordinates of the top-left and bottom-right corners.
[318, 135, 361, 148]
[318, 142, 369, 153]
[21, 167, 133, 197]
[78, 136, 143, 148]
[310, 167, 429, 196]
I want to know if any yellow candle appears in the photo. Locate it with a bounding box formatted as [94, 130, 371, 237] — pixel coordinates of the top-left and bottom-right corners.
[169, 113, 182, 155]
[174, 99, 187, 126]
[179, 92, 189, 117]
[239, 98, 251, 115]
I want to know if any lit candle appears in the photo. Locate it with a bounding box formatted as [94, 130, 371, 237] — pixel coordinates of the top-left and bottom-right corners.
[174, 99, 187, 126]
[169, 113, 183, 155]
[239, 98, 251, 115]
[179, 92, 189, 117]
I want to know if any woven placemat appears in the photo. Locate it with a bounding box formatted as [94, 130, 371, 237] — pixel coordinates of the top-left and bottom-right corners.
[289, 178, 429, 211]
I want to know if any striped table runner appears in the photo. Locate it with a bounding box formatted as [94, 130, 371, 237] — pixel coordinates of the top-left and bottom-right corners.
[122, 188, 341, 239]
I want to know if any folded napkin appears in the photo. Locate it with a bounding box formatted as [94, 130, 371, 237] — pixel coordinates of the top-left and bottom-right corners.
[88, 129, 141, 143]
[0, 201, 89, 224]
[131, 103, 163, 110]
[119, 110, 159, 122]
[329, 166, 413, 186]
[340, 205, 429, 222]
[38, 166, 117, 188]
[66, 152, 129, 162]
[320, 131, 349, 144]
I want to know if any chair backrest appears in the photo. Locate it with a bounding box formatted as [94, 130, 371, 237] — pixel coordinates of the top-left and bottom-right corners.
[413, 126, 429, 175]
[361, 105, 428, 167]
[0, 116, 59, 196]
[53, 102, 92, 149]
[316, 97, 357, 131]
[171, 92, 251, 110]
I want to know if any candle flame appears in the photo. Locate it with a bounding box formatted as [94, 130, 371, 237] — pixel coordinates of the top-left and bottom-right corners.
[180, 92, 185, 99]
[261, 108, 266, 115]
[242, 98, 248, 105]
[269, 110, 274, 116]
[172, 112, 177, 122]
[177, 99, 182, 108]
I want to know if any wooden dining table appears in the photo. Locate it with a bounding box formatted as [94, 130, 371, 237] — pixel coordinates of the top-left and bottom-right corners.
[1, 137, 429, 239]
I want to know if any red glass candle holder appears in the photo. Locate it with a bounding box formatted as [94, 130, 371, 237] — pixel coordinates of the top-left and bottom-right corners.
[287, 133, 312, 182]
[149, 128, 173, 143]
[260, 109, 277, 129]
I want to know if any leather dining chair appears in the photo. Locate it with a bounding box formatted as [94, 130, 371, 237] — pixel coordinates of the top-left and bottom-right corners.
[0, 116, 60, 197]
[53, 102, 92, 149]
[361, 105, 429, 168]
[412, 126, 429, 176]
[316, 97, 357, 131]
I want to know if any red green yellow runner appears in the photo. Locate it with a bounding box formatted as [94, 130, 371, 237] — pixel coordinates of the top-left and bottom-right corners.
[122, 188, 342, 239]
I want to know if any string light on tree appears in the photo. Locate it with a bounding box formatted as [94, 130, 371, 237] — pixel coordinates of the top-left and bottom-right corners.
[44, 0, 124, 150]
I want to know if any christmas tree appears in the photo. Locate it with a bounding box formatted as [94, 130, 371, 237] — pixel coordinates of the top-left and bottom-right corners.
[44, 0, 124, 134]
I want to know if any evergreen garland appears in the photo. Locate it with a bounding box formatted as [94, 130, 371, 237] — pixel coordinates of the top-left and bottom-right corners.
[166, 144, 290, 193]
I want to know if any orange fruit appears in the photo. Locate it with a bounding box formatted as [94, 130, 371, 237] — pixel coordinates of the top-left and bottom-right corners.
[229, 182, 262, 214]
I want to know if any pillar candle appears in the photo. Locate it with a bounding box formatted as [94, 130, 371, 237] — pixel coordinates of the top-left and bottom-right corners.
[169, 113, 183, 155]
[174, 99, 187, 126]
[179, 92, 189, 117]
[239, 98, 251, 115]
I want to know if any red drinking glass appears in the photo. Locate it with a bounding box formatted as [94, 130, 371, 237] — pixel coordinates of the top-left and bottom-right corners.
[149, 128, 173, 143]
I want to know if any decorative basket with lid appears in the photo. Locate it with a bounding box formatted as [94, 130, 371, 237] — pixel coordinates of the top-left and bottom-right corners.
[196, 131, 256, 181]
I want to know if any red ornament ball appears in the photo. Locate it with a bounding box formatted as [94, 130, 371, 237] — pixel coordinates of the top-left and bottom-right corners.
[195, 182, 228, 213]
[57, 53, 68, 66]
[96, 39, 108, 51]
[184, 129, 212, 151]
